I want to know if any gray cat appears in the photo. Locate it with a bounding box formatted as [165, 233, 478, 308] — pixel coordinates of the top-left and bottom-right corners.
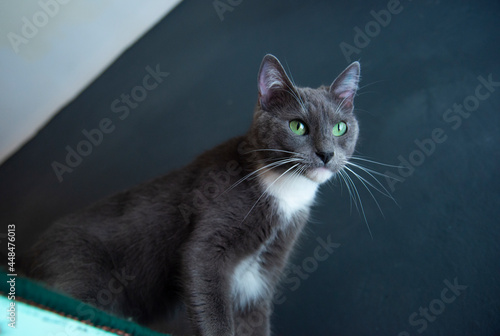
[29, 54, 361, 336]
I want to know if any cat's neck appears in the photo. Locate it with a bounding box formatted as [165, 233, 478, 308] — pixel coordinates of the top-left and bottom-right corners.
[258, 169, 319, 221]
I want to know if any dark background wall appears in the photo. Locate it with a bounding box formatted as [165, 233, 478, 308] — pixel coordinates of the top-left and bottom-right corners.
[1, 0, 499, 335]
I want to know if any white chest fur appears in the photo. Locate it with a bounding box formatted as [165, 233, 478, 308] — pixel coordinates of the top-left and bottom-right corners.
[231, 251, 267, 310]
[260, 170, 319, 220]
[231, 172, 319, 309]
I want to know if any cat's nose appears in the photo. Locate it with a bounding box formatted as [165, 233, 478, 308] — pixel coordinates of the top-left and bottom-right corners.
[316, 151, 334, 164]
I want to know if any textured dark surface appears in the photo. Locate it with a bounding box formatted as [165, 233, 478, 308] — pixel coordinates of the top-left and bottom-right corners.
[1, 0, 499, 335]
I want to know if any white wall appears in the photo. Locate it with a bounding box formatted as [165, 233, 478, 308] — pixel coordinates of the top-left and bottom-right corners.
[0, 0, 183, 164]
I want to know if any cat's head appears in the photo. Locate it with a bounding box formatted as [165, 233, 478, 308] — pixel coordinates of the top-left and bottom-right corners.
[248, 54, 360, 184]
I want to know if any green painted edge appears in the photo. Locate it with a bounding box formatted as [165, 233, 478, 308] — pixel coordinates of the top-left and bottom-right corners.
[0, 271, 170, 336]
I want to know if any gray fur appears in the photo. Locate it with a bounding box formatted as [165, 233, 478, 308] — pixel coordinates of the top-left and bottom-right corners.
[28, 54, 360, 336]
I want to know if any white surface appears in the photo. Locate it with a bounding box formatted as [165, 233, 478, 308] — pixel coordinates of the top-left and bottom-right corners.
[0, 0, 183, 164]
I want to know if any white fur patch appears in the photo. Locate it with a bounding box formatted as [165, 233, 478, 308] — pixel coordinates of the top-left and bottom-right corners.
[307, 167, 334, 184]
[260, 170, 319, 221]
[231, 171, 320, 309]
[231, 252, 267, 310]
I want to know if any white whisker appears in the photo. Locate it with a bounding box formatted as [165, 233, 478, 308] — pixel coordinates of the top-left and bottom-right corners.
[344, 166, 385, 217]
[241, 163, 300, 223]
[281, 63, 307, 113]
[345, 162, 398, 201]
[334, 94, 350, 114]
[347, 162, 402, 181]
[340, 168, 373, 239]
[350, 156, 403, 169]
[284, 85, 307, 113]
[338, 169, 356, 214]
[220, 157, 302, 196]
[357, 80, 385, 91]
[250, 158, 303, 181]
[244, 149, 305, 157]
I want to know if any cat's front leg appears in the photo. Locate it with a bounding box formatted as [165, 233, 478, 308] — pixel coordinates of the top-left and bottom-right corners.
[233, 300, 271, 336]
[183, 254, 235, 336]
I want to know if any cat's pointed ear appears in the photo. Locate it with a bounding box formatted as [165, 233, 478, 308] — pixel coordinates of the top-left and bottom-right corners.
[258, 54, 295, 110]
[329, 61, 360, 109]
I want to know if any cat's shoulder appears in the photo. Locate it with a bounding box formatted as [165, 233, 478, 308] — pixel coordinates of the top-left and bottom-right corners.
[191, 136, 246, 168]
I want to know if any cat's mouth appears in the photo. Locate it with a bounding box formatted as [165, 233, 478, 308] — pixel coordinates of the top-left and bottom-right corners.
[306, 167, 333, 184]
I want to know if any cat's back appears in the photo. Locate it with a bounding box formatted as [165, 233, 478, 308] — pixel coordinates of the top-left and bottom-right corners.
[56, 135, 246, 226]
[30, 135, 249, 261]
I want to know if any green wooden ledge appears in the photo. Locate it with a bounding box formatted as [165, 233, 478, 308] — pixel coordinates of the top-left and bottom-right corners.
[0, 271, 170, 336]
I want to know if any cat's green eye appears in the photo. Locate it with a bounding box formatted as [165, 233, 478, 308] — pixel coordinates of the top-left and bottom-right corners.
[332, 121, 347, 136]
[289, 120, 307, 136]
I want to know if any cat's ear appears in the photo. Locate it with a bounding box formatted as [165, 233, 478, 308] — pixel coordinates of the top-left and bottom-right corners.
[258, 54, 295, 110]
[329, 61, 360, 109]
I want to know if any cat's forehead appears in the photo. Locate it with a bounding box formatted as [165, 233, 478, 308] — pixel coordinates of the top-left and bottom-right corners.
[297, 87, 344, 116]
